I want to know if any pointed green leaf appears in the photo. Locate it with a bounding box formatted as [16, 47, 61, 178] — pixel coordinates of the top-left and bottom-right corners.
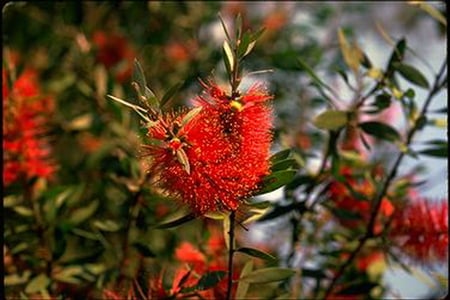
[223, 40, 235, 72]
[313, 110, 348, 130]
[338, 28, 363, 73]
[271, 159, 299, 172]
[239, 267, 296, 283]
[181, 271, 227, 293]
[297, 57, 334, 94]
[25, 274, 50, 294]
[92, 220, 121, 232]
[133, 59, 147, 92]
[359, 121, 401, 142]
[418, 144, 448, 158]
[176, 148, 190, 174]
[409, 2, 447, 26]
[393, 62, 429, 88]
[256, 169, 297, 195]
[236, 247, 276, 261]
[270, 149, 291, 164]
[70, 200, 99, 225]
[132, 242, 156, 257]
[235, 261, 254, 299]
[155, 212, 196, 229]
[160, 82, 184, 109]
[180, 107, 202, 128]
[218, 13, 232, 43]
[387, 38, 407, 74]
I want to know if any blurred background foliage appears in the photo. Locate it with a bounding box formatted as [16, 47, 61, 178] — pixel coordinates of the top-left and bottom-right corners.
[3, 1, 447, 299]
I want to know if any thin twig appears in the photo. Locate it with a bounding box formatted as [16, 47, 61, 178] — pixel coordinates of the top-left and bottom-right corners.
[323, 57, 447, 298]
[226, 211, 236, 300]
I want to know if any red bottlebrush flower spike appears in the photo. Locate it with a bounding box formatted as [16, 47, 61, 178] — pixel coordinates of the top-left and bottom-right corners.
[328, 167, 394, 234]
[3, 68, 55, 186]
[144, 80, 273, 215]
[390, 199, 448, 263]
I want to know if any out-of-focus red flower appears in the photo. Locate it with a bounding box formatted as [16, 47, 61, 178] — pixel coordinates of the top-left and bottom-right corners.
[144, 81, 273, 215]
[92, 30, 135, 83]
[390, 199, 448, 263]
[165, 39, 198, 63]
[172, 233, 239, 299]
[3, 68, 55, 186]
[263, 10, 288, 32]
[329, 167, 394, 234]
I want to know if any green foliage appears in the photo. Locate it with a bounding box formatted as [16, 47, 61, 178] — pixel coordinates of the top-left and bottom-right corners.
[2, 2, 447, 300]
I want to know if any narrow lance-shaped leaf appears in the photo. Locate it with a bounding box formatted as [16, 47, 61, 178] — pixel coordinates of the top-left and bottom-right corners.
[235, 261, 254, 299]
[297, 57, 335, 96]
[160, 81, 184, 109]
[180, 107, 202, 128]
[181, 271, 227, 293]
[239, 267, 296, 283]
[359, 121, 401, 142]
[393, 62, 430, 89]
[270, 149, 291, 164]
[255, 169, 297, 195]
[132, 242, 156, 257]
[176, 148, 190, 174]
[155, 212, 196, 229]
[236, 247, 276, 261]
[338, 28, 363, 73]
[418, 143, 448, 158]
[223, 40, 235, 72]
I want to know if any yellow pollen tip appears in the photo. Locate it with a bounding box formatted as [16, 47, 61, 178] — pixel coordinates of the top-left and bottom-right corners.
[230, 100, 243, 112]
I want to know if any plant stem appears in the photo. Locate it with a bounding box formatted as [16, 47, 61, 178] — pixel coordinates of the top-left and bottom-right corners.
[226, 210, 236, 300]
[323, 57, 447, 298]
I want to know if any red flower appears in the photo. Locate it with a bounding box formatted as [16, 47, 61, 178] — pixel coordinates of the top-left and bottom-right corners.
[92, 30, 135, 83]
[144, 81, 273, 214]
[328, 167, 394, 234]
[3, 68, 55, 186]
[390, 199, 448, 263]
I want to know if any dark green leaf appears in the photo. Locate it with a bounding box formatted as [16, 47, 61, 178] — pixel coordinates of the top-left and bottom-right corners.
[418, 145, 448, 158]
[236, 247, 276, 261]
[337, 281, 378, 295]
[301, 268, 328, 279]
[155, 212, 196, 229]
[313, 110, 348, 130]
[285, 174, 315, 190]
[359, 121, 401, 142]
[256, 170, 297, 195]
[430, 107, 447, 114]
[372, 93, 391, 112]
[404, 88, 415, 99]
[386, 38, 406, 74]
[160, 82, 184, 109]
[132, 242, 156, 257]
[181, 271, 226, 293]
[393, 62, 429, 88]
[239, 267, 296, 283]
[361, 52, 372, 69]
[298, 57, 335, 94]
[218, 13, 232, 43]
[330, 207, 362, 220]
[258, 202, 307, 222]
[271, 159, 299, 172]
[270, 149, 291, 164]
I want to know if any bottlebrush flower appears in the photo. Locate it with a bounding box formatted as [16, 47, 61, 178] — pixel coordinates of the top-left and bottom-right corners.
[3, 68, 55, 186]
[92, 30, 135, 83]
[328, 167, 394, 234]
[390, 199, 448, 263]
[144, 80, 273, 214]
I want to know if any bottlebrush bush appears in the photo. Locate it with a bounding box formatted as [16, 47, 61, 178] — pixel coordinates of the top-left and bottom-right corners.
[3, 2, 448, 299]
